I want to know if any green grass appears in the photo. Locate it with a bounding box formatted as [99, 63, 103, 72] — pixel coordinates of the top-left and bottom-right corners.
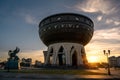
[0, 69, 107, 75]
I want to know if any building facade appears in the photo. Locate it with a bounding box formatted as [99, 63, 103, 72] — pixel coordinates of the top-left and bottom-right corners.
[20, 58, 32, 67]
[109, 56, 120, 67]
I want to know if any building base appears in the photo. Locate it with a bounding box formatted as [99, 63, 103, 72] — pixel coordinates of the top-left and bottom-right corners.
[43, 42, 88, 67]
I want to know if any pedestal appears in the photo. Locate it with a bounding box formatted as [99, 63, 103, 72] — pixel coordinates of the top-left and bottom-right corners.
[4, 60, 20, 69]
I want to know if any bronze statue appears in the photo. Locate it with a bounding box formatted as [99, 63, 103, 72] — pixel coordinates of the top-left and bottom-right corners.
[4, 47, 20, 70]
[8, 47, 20, 61]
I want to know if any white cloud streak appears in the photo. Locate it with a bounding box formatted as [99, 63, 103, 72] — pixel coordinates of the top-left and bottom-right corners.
[94, 28, 120, 40]
[19, 12, 37, 25]
[105, 19, 120, 26]
[25, 15, 37, 25]
[75, 0, 116, 14]
[97, 15, 103, 21]
[114, 21, 120, 26]
[86, 27, 120, 57]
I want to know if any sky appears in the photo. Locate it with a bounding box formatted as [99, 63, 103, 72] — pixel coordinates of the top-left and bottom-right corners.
[0, 0, 120, 63]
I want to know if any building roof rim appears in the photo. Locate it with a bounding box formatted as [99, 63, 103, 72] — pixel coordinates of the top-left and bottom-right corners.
[39, 13, 94, 27]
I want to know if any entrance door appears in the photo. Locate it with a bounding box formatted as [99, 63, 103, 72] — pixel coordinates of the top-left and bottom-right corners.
[58, 46, 66, 66]
[72, 51, 77, 66]
[58, 54, 63, 65]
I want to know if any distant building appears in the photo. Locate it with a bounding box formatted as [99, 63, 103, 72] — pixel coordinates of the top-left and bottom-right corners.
[34, 60, 42, 67]
[116, 56, 120, 67]
[20, 58, 32, 67]
[109, 56, 120, 67]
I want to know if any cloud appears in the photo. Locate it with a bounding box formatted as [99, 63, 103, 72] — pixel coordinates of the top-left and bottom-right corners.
[25, 14, 37, 25]
[75, 0, 116, 14]
[19, 12, 38, 25]
[105, 19, 120, 26]
[114, 21, 120, 26]
[86, 27, 120, 56]
[97, 15, 103, 21]
[106, 19, 113, 24]
[93, 28, 120, 40]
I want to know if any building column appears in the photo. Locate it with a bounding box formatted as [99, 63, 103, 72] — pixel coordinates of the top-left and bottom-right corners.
[51, 45, 61, 66]
[45, 47, 51, 65]
[63, 45, 71, 66]
[45, 52, 50, 65]
[52, 48, 58, 65]
[65, 50, 71, 66]
[76, 45, 83, 66]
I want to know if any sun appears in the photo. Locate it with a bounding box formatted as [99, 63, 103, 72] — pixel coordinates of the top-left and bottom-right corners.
[87, 56, 99, 63]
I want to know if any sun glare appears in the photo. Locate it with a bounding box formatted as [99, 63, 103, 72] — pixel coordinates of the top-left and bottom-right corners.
[87, 56, 99, 63]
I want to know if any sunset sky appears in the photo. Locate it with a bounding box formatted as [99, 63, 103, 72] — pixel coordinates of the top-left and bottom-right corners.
[0, 0, 120, 63]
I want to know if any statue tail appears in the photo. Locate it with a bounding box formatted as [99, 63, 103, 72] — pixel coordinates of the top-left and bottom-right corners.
[14, 47, 20, 53]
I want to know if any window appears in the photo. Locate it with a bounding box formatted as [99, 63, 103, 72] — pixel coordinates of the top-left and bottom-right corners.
[57, 17, 61, 20]
[76, 25, 79, 28]
[68, 24, 72, 28]
[54, 25, 57, 28]
[48, 27, 51, 29]
[85, 19, 90, 25]
[51, 17, 56, 22]
[43, 29, 46, 31]
[79, 17, 84, 22]
[61, 24, 64, 28]
[72, 25, 75, 28]
[44, 19, 50, 24]
[75, 17, 79, 20]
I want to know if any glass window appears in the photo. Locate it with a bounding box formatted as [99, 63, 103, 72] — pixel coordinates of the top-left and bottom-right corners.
[75, 17, 79, 20]
[54, 25, 57, 28]
[68, 24, 72, 28]
[51, 17, 56, 22]
[73, 25, 75, 28]
[61, 24, 64, 28]
[76, 25, 79, 28]
[68, 16, 75, 20]
[79, 17, 84, 22]
[48, 27, 51, 29]
[44, 19, 49, 25]
[43, 29, 46, 31]
[57, 17, 61, 20]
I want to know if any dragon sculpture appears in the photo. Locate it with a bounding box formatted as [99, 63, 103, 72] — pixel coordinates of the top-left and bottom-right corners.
[8, 47, 20, 61]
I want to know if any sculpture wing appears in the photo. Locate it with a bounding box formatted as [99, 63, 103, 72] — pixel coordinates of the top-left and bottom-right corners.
[13, 47, 20, 54]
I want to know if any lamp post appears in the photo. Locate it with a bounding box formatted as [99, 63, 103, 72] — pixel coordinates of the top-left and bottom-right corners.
[103, 50, 111, 75]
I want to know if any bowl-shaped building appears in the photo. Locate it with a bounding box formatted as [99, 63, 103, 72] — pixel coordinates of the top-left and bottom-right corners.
[39, 13, 94, 46]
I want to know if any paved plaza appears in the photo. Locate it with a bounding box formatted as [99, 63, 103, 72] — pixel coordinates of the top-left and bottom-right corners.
[0, 68, 120, 80]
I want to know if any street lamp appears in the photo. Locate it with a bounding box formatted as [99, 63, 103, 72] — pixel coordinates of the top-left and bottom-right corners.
[103, 50, 111, 75]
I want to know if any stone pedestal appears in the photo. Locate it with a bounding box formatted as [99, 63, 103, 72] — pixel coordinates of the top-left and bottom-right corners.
[4, 60, 20, 69]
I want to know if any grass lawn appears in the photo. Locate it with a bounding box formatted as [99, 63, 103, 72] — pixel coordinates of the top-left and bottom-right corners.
[0, 69, 107, 75]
